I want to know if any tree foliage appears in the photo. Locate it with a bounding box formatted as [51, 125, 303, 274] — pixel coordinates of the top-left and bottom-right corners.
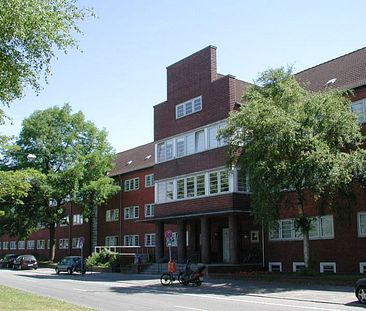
[0, 0, 92, 106]
[1, 104, 120, 259]
[219, 68, 365, 267]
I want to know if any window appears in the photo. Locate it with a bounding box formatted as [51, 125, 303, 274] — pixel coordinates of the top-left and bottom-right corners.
[207, 122, 226, 150]
[177, 179, 185, 199]
[72, 238, 82, 249]
[124, 235, 139, 246]
[209, 170, 229, 194]
[73, 214, 83, 225]
[176, 96, 202, 119]
[351, 100, 366, 123]
[195, 130, 205, 153]
[157, 142, 166, 162]
[18, 241, 25, 250]
[59, 239, 69, 249]
[124, 206, 139, 220]
[250, 231, 259, 243]
[124, 177, 140, 191]
[186, 177, 195, 198]
[293, 262, 305, 272]
[106, 209, 119, 222]
[37, 240, 45, 250]
[269, 216, 333, 241]
[238, 172, 250, 193]
[10, 241, 16, 250]
[220, 170, 229, 192]
[145, 174, 154, 188]
[3, 241, 9, 250]
[176, 137, 185, 158]
[166, 181, 174, 201]
[145, 204, 154, 217]
[145, 233, 156, 247]
[209, 172, 218, 194]
[60, 216, 69, 227]
[358, 212, 366, 237]
[27, 240, 35, 249]
[196, 174, 205, 197]
[360, 262, 366, 274]
[269, 262, 282, 272]
[105, 236, 118, 246]
[320, 262, 336, 273]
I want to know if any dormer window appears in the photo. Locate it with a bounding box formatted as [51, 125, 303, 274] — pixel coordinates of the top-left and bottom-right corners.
[176, 96, 202, 119]
[126, 160, 133, 166]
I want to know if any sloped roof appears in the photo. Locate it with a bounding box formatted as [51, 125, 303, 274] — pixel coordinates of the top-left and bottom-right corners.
[109, 142, 154, 177]
[296, 47, 366, 92]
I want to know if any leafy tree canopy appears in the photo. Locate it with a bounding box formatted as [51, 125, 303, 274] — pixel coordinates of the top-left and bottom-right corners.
[220, 68, 365, 226]
[0, 0, 93, 106]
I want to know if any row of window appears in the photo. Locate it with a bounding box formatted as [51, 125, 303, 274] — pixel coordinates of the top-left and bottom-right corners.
[58, 214, 84, 227]
[123, 174, 154, 192]
[0, 238, 83, 250]
[106, 204, 155, 222]
[176, 96, 202, 119]
[156, 120, 227, 163]
[156, 168, 250, 204]
[269, 261, 338, 273]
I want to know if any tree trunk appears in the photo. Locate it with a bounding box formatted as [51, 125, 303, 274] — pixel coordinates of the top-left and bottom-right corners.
[49, 222, 56, 262]
[297, 196, 310, 268]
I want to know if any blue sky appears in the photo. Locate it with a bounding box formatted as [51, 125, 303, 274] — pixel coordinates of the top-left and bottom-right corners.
[2, 0, 366, 152]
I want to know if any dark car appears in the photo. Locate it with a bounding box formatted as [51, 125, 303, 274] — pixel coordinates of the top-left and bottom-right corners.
[0, 254, 18, 268]
[13, 255, 38, 270]
[355, 278, 366, 304]
[55, 256, 86, 275]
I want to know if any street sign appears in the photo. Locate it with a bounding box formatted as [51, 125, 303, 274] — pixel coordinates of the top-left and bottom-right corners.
[165, 230, 172, 239]
[166, 238, 173, 247]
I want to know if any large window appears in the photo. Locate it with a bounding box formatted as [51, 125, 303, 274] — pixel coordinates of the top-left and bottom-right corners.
[10, 241, 16, 250]
[269, 215, 334, 241]
[176, 96, 202, 119]
[73, 214, 83, 225]
[145, 233, 156, 247]
[59, 239, 69, 249]
[18, 241, 25, 250]
[124, 235, 139, 246]
[358, 212, 366, 237]
[124, 178, 140, 192]
[27, 240, 35, 250]
[156, 120, 227, 163]
[351, 100, 366, 123]
[72, 238, 82, 249]
[106, 209, 119, 222]
[124, 206, 139, 220]
[37, 240, 45, 250]
[156, 169, 229, 204]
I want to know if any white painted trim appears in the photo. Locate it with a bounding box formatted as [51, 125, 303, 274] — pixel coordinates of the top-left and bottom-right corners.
[320, 262, 336, 273]
[269, 262, 282, 272]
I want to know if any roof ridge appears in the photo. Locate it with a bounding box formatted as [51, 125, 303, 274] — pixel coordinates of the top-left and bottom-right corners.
[296, 47, 366, 75]
[115, 141, 154, 155]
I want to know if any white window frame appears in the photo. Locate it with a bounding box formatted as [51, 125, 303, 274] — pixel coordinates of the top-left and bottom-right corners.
[351, 99, 366, 123]
[269, 262, 282, 272]
[175, 96, 202, 119]
[124, 235, 139, 247]
[18, 240, 25, 250]
[72, 237, 82, 249]
[144, 233, 156, 247]
[73, 214, 83, 225]
[124, 206, 139, 220]
[358, 212, 366, 237]
[3, 241, 9, 250]
[10, 241, 16, 250]
[320, 262, 336, 273]
[37, 240, 45, 250]
[145, 174, 154, 188]
[59, 238, 69, 249]
[27, 240, 35, 250]
[105, 235, 118, 246]
[124, 177, 140, 192]
[144, 204, 154, 218]
[293, 262, 305, 272]
[106, 209, 119, 222]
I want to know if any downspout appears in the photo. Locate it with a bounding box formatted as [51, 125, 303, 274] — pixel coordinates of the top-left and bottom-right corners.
[261, 220, 265, 268]
[119, 175, 123, 247]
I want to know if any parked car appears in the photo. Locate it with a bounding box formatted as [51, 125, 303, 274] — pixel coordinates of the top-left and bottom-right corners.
[355, 278, 366, 304]
[0, 254, 18, 269]
[13, 255, 38, 270]
[55, 256, 86, 275]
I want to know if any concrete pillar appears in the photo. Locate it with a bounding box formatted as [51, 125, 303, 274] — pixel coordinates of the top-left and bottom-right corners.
[201, 217, 211, 264]
[189, 222, 198, 254]
[229, 214, 240, 264]
[177, 219, 187, 263]
[155, 222, 164, 262]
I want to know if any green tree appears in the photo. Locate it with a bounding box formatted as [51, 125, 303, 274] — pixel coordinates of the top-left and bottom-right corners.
[220, 68, 365, 268]
[0, 0, 92, 106]
[3, 104, 120, 261]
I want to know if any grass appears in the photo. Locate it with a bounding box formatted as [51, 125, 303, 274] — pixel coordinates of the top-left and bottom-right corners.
[0, 285, 95, 311]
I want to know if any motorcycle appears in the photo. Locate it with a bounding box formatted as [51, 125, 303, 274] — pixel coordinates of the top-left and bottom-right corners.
[179, 260, 206, 286]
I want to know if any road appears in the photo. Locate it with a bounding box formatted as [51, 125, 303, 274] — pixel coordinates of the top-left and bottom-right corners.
[0, 268, 363, 311]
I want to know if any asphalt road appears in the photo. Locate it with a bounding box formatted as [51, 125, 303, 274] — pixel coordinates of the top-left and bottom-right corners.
[0, 268, 363, 311]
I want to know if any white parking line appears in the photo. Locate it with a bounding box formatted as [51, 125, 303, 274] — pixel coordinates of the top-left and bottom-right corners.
[174, 307, 209, 311]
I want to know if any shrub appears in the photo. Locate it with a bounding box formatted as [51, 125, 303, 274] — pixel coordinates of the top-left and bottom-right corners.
[86, 249, 117, 267]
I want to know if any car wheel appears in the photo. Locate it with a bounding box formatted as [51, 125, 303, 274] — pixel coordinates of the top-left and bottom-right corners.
[357, 286, 366, 304]
[55, 267, 60, 274]
[67, 268, 73, 275]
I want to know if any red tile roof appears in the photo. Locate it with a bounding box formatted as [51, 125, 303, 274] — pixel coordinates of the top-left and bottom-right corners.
[296, 47, 366, 92]
[109, 142, 154, 177]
